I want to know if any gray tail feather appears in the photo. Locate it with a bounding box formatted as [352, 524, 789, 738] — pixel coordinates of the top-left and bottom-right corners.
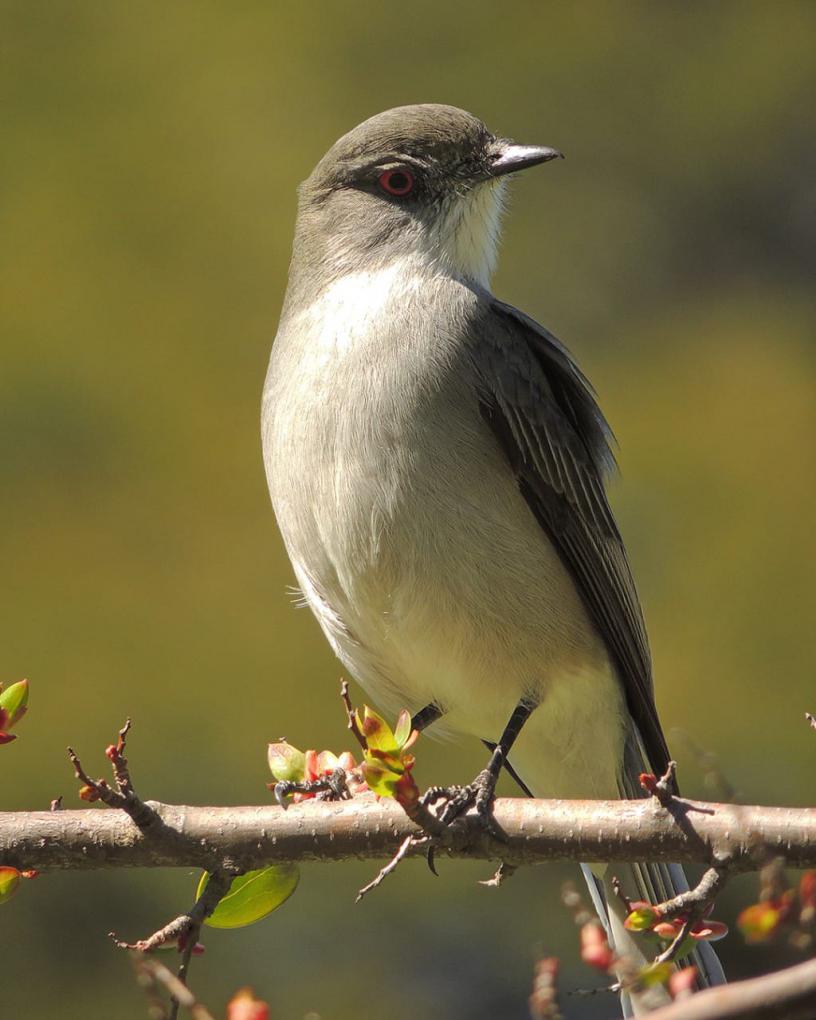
[613, 725, 727, 990]
[578, 725, 726, 1016]
[581, 858, 725, 1016]
[506, 723, 726, 1013]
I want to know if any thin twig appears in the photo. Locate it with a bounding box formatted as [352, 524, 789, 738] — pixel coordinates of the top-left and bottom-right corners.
[611, 874, 632, 914]
[67, 746, 117, 806]
[110, 869, 234, 953]
[654, 916, 694, 966]
[115, 869, 234, 1018]
[479, 861, 517, 888]
[356, 834, 427, 901]
[132, 954, 216, 1020]
[640, 761, 678, 804]
[107, 718, 134, 795]
[170, 933, 199, 1020]
[340, 680, 368, 752]
[651, 864, 730, 923]
[68, 721, 157, 829]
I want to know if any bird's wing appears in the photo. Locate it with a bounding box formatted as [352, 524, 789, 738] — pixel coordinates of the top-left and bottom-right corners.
[470, 297, 671, 778]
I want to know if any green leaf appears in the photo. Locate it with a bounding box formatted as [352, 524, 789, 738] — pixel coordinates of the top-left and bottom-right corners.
[196, 866, 299, 929]
[0, 867, 21, 905]
[0, 680, 29, 729]
[393, 709, 412, 748]
[624, 906, 658, 932]
[361, 760, 400, 798]
[738, 903, 780, 942]
[639, 962, 672, 988]
[267, 742, 306, 783]
[357, 706, 399, 756]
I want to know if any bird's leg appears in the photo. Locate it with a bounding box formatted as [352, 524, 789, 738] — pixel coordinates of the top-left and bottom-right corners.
[411, 702, 443, 733]
[423, 698, 536, 837]
[481, 739, 534, 797]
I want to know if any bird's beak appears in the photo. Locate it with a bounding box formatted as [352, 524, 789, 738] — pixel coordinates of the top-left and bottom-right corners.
[488, 142, 564, 178]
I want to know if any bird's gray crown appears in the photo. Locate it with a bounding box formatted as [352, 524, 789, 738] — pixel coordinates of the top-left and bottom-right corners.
[286, 105, 561, 302]
[307, 104, 494, 193]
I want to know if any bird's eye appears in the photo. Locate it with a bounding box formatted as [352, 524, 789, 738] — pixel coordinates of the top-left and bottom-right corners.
[378, 168, 414, 197]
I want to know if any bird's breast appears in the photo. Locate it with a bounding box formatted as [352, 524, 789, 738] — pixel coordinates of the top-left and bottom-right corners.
[264, 258, 475, 573]
[262, 261, 611, 729]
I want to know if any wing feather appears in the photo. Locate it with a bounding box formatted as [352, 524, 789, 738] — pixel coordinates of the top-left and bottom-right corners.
[471, 299, 671, 778]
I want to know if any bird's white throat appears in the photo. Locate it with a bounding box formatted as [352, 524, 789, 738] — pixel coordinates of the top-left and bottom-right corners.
[291, 179, 507, 355]
[432, 178, 507, 288]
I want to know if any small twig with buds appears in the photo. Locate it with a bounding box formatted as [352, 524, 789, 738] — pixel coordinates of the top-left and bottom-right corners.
[109, 881, 219, 954]
[111, 870, 232, 950]
[652, 864, 730, 927]
[68, 722, 240, 1019]
[112, 868, 235, 1020]
[67, 718, 156, 830]
[639, 760, 678, 805]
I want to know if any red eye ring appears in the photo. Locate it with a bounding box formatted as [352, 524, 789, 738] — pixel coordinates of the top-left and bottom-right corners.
[378, 168, 414, 197]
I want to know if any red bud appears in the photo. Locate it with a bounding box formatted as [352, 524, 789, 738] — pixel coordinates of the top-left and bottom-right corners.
[800, 872, 816, 909]
[0, 867, 21, 904]
[580, 920, 615, 971]
[227, 987, 270, 1020]
[638, 773, 658, 795]
[669, 966, 697, 1000]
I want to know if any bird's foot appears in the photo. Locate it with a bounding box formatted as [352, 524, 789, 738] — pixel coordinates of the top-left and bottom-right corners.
[273, 767, 350, 809]
[421, 764, 504, 841]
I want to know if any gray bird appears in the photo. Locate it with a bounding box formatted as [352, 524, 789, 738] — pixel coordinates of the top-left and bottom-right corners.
[262, 104, 725, 1014]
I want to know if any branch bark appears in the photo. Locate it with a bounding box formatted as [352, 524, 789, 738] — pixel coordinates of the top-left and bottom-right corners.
[646, 957, 816, 1020]
[1, 795, 815, 872]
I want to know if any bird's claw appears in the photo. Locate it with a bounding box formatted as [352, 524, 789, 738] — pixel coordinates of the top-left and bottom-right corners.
[421, 766, 505, 841]
[274, 767, 350, 809]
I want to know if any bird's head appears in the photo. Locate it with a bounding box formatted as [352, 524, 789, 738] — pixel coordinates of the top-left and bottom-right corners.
[293, 104, 562, 290]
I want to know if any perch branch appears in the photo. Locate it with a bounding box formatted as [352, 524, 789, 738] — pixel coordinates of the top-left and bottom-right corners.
[646, 956, 816, 1020]
[2, 796, 816, 873]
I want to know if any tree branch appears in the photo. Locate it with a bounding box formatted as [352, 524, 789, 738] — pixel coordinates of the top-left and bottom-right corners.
[646, 957, 816, 1020]
[2, 796, 815, 872]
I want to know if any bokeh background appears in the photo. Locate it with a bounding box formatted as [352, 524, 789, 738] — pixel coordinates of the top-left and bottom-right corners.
[2, 3, 815, 1017]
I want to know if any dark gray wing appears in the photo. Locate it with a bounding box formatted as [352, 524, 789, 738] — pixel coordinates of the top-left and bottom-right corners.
[471, 298, 671, 779]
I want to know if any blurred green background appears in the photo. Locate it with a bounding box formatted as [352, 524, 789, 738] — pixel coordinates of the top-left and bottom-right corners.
[2, 2, 815, 1017]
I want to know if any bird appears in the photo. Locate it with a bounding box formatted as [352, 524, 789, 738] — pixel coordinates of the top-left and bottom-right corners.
[261, 103, 725, 1015]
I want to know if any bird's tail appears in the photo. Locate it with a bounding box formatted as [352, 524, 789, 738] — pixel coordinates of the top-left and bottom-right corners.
[579, 726, 726, 1016]
[504, 718, 726, 1015]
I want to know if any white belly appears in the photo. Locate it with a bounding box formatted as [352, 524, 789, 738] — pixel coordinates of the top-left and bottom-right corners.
[263, 260, 626, 799]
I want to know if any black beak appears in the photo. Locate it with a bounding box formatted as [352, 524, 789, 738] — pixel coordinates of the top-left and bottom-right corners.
[489, 142, 564, 178]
